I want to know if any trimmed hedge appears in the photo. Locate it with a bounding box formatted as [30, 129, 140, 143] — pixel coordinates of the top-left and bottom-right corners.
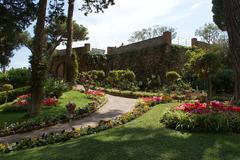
[0, 86, 30, 105]
[104, 88, 173, 103]
[161, 110, 240, 133]
[104, 88, 161, 98]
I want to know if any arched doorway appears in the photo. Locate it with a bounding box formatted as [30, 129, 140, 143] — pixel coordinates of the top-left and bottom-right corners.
[56, 63, 65, 78]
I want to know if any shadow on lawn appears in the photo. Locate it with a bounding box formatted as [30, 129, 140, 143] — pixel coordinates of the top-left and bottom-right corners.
[1, 126, 240, 160]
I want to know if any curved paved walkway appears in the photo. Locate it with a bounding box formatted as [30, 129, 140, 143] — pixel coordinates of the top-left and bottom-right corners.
[0, 95, 137, 144]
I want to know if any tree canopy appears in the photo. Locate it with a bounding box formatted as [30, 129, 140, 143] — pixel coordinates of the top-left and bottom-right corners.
[128, 25, 177, 43]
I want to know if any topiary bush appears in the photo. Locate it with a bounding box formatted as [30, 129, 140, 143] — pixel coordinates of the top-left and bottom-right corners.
[0, 73, 9, 88]
[106, 70, 137, 90]
[166, 71, 181, 84]
[44, 78, 70, 98]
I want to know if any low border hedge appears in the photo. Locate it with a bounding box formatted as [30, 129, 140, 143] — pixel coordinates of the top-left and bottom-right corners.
[104, 88, 161, 98]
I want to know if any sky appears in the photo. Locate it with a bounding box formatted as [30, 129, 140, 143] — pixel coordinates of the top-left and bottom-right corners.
[9, 0, 213, 68]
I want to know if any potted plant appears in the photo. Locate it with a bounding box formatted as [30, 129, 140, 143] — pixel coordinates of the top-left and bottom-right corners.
[65, 102, 76, 118]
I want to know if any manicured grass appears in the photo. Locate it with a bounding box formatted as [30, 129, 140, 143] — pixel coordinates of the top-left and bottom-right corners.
[0, 90, 92, 123]
[1, 103, 240, 160]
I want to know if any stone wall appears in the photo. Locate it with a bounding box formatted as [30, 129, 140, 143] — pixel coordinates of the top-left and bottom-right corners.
[50, 32, 187, 82]
[191, 38, 210, 49]
[50, 43, 91, 78]
[107, 31, 172, 54]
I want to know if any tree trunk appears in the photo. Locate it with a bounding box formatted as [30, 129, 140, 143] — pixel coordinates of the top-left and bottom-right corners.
[223, 0, 240, 104]
[29, 0, 48, 116]
[66, 0, 75, 83]
[207, 76, 212, 107]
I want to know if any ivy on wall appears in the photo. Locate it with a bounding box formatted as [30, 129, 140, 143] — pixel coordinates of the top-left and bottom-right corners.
[50, 44, 188, 84]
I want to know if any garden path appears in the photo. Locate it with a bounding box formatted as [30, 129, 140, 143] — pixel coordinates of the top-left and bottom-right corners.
[0, 94, 137, 144]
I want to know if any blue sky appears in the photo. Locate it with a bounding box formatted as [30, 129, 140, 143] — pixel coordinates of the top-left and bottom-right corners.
[9, 0, 213, 68]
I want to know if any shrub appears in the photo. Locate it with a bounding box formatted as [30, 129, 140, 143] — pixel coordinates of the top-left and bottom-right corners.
[44, 78, 70, 98]
[71, 51, 79, 84]
[2, 84, 14, 91]
[104, 88, 161, 98]
[79, 70, 106, 87]
[161, 110, 240, 133]
[107, 70, 136, 90]
[0, 73, 9, 87]
[0, 86, 30, 104]
[2, 84, 14, 103]
[7, 68, 31, 88]
[161, 101, 240, 133]
[212, 69, 234, 93]
[166, 71, 181, 83]
[88, 70, 105, 83]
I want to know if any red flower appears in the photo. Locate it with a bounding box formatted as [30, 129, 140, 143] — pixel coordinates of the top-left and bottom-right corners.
[41, 98, 58, 106]
[175, 101, 240, 114]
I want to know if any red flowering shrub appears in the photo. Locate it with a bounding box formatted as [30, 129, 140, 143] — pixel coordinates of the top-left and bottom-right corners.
[15, 94, 58, 107]
[142, 96, 163, 106]
[15, 94, 31, 106]
[86, 90, 105, 97]
[17, 94, 31, 100]
[175, 101, 240, 114]
[41, 98, 58, 106]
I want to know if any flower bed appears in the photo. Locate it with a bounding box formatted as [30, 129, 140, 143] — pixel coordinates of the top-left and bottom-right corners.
[175, 101, 240, 114]
[2, 95, 58, 113]
[86, 90, 105, 97]
[0, 95, 107, 137]
[0, 100, 150, 153]
[161, 101, 240, 133]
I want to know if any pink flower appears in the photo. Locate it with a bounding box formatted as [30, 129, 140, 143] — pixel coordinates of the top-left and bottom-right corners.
[86, 90, 105, 96]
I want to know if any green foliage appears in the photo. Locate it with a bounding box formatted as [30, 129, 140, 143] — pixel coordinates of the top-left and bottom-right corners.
[0, 86, 30, 105]
[0, 73, 8, 86]
[79, 70, 106, 87]
[2, 84, 13, 92]
[88, 70, 105, 83]
[212, 0, 226, 31]
[104, 88, 161, 99]
[44, 78, 70, 98]
[195, 23, 225, 44]
[142, 74, 161, 91]
[166, 71, 181, 83]
[71, 51, 79, 84]
[107, 70, 136, 90]
[128, 25, 177, 42]
[161, 110, 240, 133]
[212, 69, 234, 93]
[6, 68, 31, 88]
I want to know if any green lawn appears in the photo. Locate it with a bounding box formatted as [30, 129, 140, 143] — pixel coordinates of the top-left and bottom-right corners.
[1, 103, 240, 160]
[0, 90, 92, 123]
